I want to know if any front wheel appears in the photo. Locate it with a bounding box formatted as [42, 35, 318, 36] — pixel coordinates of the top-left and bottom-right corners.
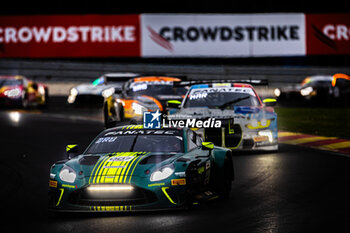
[104, 103, 116, 128]
[20, 92, 28, 109]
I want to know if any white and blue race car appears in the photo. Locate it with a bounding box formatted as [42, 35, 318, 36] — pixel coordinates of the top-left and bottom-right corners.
[67, 73, 140, 106]
[168, 82, 278, 151]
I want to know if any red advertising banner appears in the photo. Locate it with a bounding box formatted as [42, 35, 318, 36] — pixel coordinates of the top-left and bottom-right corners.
[0, 15, 140, 57]
[306, 14, 350, 55]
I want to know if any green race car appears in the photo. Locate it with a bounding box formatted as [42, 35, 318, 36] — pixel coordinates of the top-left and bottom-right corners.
[48, 125, 234, 212]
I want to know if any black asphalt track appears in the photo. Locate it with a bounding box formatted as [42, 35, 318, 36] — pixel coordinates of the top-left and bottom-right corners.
[1, 108, 349, 233]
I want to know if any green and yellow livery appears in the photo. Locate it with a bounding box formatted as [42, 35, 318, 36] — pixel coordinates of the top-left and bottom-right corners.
[48, 125, 234, 212]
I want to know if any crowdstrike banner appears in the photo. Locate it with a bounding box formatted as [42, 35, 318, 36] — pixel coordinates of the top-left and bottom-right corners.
[141, 14, 306, 57]
[306, 14, 350, 55]
[0, 15, 140, 57]
[0, 14, 349, 58]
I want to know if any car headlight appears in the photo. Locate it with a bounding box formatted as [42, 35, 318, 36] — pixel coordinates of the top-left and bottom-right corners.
[70, 88, 78, 97]
[246, 119, 271, 129]
[274, 88, 281, 97]
[38, 85, 46, 95]
[150, 164, 174, 182]
[102, 87, 115, 98]
[258, 130, 273, 143]
[4, 88, 21, 98]
[132, 102, 148, 115]
[59, 165, 76, 183]
[300, 86, 314, 96]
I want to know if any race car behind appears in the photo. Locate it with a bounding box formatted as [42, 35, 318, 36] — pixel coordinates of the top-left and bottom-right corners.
[274, 73, 350, 104]
[0, 75, 48, 108]
[67, 73, 140, 107]
[104, 76, 188, 128]
[168, 81, 278, 151]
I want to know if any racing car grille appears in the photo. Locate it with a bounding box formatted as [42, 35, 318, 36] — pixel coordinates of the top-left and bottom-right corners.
[205, 124, 242, 148]
[68, 185, 157, 206]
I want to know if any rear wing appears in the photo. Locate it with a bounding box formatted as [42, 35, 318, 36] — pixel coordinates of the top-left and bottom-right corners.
[173, 79, 269, 87]
[103, 73, 141, 84]
[104, 73, 187, 84]
[332, 73, 350, 87]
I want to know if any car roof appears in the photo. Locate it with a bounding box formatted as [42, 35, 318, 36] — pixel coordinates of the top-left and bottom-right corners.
[133, 76, 182, 82]
[103, 73, 140, 77]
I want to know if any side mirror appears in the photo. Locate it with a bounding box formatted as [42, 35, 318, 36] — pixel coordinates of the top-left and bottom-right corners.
[202, 142, 214, 150]
[66, 144, 79, 159]
[167, 100, 182, 109]
[263, 98, 277, 107]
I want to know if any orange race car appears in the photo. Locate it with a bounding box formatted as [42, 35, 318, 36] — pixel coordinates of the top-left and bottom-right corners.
[103, 76, 187, 128]
[0, 75, 48, 108]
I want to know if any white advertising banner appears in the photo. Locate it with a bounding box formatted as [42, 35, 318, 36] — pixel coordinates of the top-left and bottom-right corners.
[141, 14, 306, 57]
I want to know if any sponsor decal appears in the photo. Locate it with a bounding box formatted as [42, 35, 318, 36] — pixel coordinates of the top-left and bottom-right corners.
[148, 182, 165, 187]
[107, 129, 180, 135]
[62, 184, 76, 189]
[171, 178, 186, 186]
[96, 136, 118, 143]
[49, 180, 57, 188]
[174, 171, 186, 177]
[108, 156, 134, 162]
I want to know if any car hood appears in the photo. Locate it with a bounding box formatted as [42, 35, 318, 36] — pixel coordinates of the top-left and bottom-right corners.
[134, 94, 183, 111]
[74, 83, 123, 95]
[65, 152, 181, 182]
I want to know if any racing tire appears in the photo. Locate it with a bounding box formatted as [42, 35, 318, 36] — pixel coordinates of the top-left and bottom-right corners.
[104, 103, 116, 128]
[20, 92, 29, 109]
[39, 89, 49, 109]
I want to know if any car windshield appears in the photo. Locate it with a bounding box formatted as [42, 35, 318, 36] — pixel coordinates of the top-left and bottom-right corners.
[0, 79, 22, 87]
[85, 135, 184, 154]
[128, 82, 187, 96]
[183, 87, 260, 108]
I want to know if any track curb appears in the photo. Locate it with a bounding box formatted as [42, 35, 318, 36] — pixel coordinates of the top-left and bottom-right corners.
[278, 131, 350, 156]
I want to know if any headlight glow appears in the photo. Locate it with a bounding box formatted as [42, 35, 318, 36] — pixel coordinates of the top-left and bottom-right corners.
[4, 88, 21, 98]
[87, 185, 134, 192]
[68, 88, 78, 103]
[246, 119, 271, 129]
[38, 86, 45, 95]
[102, 87, 115, 98]
[150, 165, 175, 182]
[59, 165, 76, 183]
[258, 130, 273, 143]
[274, 88, 281, 97]
[300, 86, 314, 96]
[70, 88, 78, 96]
[132, 102, 148, 115]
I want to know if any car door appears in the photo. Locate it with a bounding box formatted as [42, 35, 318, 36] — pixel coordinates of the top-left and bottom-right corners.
[186, 129, 212, 187]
